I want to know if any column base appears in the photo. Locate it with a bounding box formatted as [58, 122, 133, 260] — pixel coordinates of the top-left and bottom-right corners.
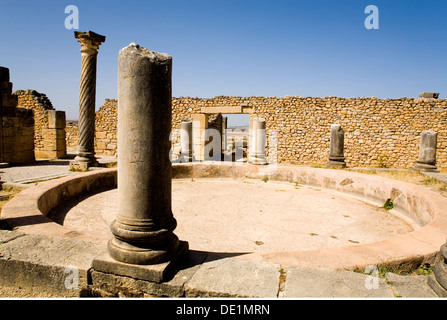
[327, 160, 347, 168]
[249, 155, 268, 165]
[93, 240, 189, 283]
[427, 243, 447, 297]
[70, 154, 98, 171]
[413, 163, 440, 173]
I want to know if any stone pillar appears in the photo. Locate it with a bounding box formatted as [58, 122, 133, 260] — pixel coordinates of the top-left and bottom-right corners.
[192, 113, 208, 161]
[428, 243, 447, 297]
[40, 110, 67, 159]
[327, 124, 346, 168]
[180, 119, 193, 162]
[413, 130, 439, 173]
[108, 43, 184, 266]
[249, 118, 267, 165]
[72, 31, 105, 170]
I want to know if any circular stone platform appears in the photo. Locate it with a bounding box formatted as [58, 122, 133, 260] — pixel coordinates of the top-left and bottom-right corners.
[49, 178, 415, 253]
[3, 164, 447, 269]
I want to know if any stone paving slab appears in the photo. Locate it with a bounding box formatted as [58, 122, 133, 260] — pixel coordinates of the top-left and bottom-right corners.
[385, 272, 438, 298]
[0, 230, 107, 297]
[282, 266, 395, 298]
[184, 255, 282, 298]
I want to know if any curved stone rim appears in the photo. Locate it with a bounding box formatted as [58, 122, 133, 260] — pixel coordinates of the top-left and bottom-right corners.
[2, 163, 447, 270]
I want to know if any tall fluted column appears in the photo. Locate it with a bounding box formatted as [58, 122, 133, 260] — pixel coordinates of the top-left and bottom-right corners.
[73, 31, 105, 169]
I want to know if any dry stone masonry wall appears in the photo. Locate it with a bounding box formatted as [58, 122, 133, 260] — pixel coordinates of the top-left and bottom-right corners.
[71, 96, 447, 170]
[14, 89, 66, 159]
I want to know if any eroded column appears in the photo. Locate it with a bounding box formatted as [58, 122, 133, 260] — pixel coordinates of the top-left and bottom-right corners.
[108, 43, 180, 265]
[413, 130, 439, 172]
[249, 118, 267, 165]
[72, 31, 105, 169]
[327, 124, 346, 168]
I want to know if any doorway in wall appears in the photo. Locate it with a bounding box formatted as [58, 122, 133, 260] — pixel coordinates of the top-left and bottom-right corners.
[223, 114, 249, 162]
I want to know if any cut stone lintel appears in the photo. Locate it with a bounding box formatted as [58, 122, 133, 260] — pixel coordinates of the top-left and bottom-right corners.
[201, 106, 253, 114]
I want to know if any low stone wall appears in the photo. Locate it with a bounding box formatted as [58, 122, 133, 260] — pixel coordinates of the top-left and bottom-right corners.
[67, 96, 447, 170]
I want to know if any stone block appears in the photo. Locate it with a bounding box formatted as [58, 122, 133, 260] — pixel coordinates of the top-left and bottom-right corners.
[47, 110, 66, 129]
[0, 67, 10, 83]
[92, 241, 189, 283]
[185, 256, 281, 298]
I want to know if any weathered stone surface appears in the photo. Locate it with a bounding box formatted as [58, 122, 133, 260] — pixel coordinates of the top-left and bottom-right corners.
[185, 257, 281, 297]
[282, 266, 394, 298]
[0, 231, 106, 297]
[385, 272, 437, 297]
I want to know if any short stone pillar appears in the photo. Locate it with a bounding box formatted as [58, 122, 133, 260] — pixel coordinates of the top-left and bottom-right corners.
[72, 31, 105, 170]
[107, 43, 186, 267]
[40, 110, 67, 159]
[327, 124, 346, 168]
[428, 243, 447, 297]
[180, 119, 193, 162]
[413, 130, 439, 173]
[249, 118, 267, 165]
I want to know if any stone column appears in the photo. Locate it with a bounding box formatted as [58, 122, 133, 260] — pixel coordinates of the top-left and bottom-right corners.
[72, 31, 105, 170]
[180, 119, 193, 162]
[249, 118, 267, 165]
[327, 124, 346, 168]
[413, 130, 439, 172]
[108, 43, 182, 265]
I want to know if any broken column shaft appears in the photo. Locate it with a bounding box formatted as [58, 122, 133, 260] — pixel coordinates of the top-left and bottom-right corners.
[327, 124, 346, 168]
[108, 43, 180, 265]
[413, 130, 439, 173]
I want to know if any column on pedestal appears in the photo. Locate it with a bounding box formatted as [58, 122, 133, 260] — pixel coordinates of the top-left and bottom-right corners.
[108, 43, 179, 265]
[327, 124, 346, 168]
[73, 31, 105, 169]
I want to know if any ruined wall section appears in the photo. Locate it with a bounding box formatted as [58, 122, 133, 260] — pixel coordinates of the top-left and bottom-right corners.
[14, 89, 66, 159]
[0, 68, 35, 163]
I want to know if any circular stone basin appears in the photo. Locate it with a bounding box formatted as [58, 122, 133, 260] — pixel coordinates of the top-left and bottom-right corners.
[49, 178, 416, 254]
[3, 163, 447, 269]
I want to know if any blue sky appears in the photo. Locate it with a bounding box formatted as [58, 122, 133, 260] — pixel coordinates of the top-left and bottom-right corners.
[0, 0, 446, 124]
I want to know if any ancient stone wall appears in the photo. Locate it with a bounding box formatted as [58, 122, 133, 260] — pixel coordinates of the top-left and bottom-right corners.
[94, 99, 117, 156]
[67, 96, 447, 170]
[0, 67, 35, 164]
[14, 89, 66, 159]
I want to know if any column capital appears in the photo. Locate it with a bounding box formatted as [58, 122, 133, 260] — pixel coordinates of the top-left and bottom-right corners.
[74, 31, 106, 55]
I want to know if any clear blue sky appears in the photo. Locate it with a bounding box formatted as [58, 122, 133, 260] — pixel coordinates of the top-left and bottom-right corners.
[0, 0, 446, 124]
